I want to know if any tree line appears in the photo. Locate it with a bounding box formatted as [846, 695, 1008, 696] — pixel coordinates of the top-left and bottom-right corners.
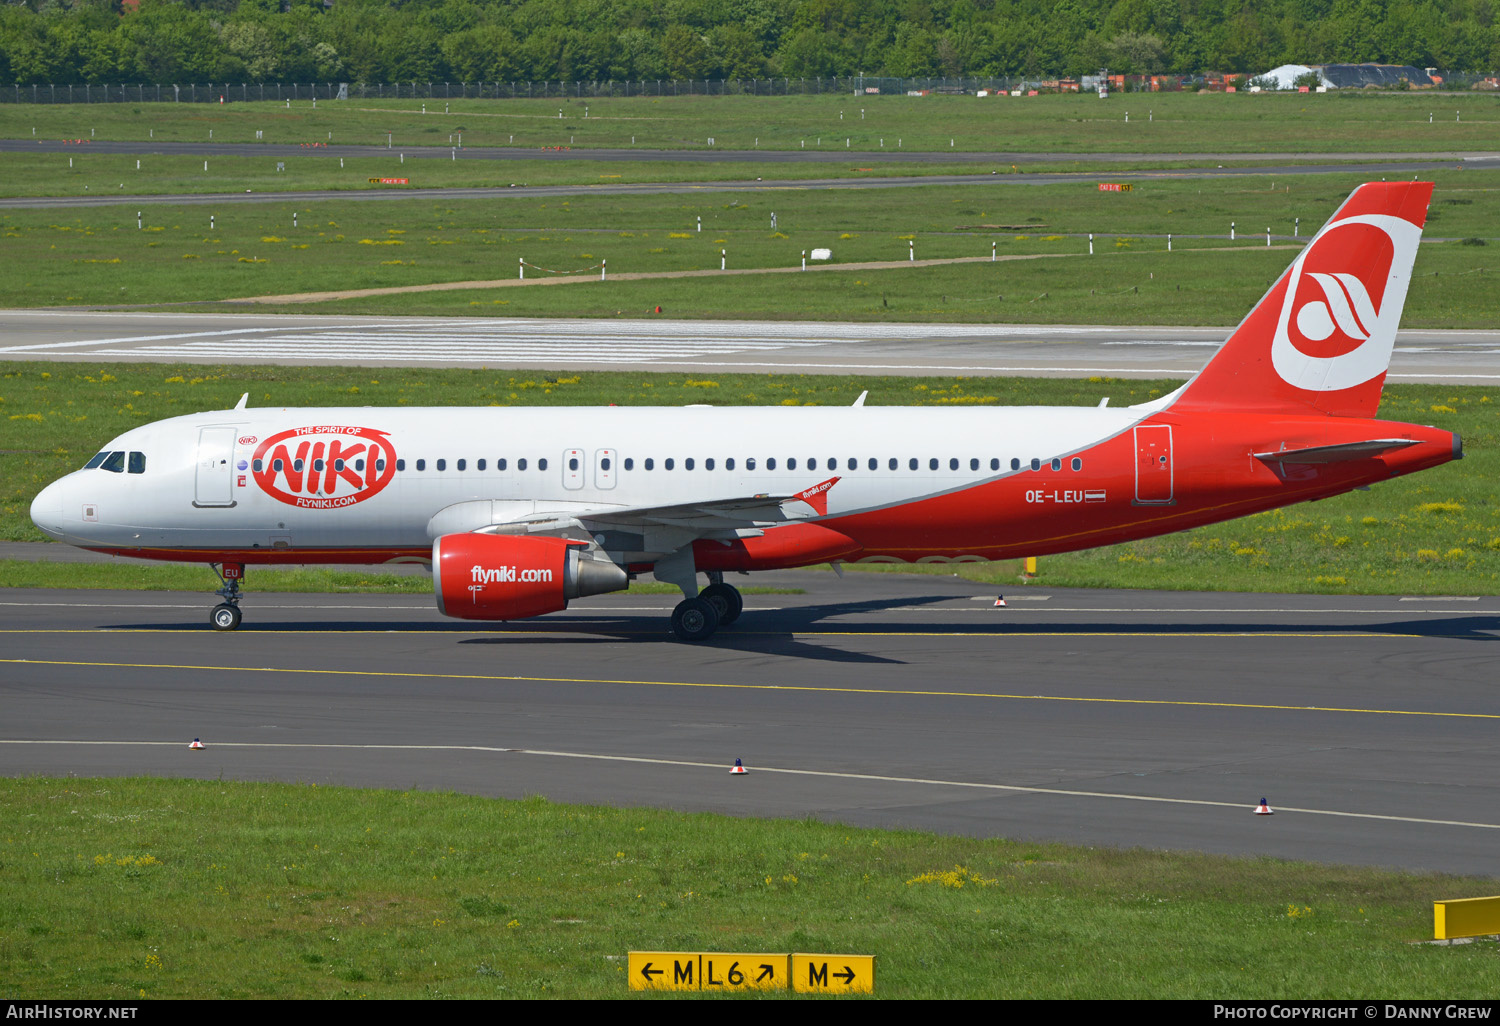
[3, 0, 1500, 87]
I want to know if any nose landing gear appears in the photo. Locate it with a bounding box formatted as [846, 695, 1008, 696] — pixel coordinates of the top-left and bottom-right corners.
[210, 562, 245, 631]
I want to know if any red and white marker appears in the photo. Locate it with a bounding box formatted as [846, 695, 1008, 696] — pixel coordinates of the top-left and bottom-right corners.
[189, 738, 204, 750]
[730, 759, 747, 775]
[1254, 797, 1273, 815]
[994, 596, 1007, 607]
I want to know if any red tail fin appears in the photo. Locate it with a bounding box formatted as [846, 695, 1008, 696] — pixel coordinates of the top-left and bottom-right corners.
[1171, 181, 1431, 418]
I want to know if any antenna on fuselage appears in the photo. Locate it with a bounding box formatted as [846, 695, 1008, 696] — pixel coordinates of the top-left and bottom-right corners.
[852, 391, 868, 407]
[234, 393, 249, 410]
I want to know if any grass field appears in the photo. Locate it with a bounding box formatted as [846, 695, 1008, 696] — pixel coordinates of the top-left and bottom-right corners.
[2, 776, 1496, 999]
[5, 171, 1500, 326]
[6, 92, 1500, 155]
[1, 363, 1488, 596]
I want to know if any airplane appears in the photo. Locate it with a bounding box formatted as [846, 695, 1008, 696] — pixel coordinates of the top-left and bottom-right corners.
[29, 181, 1461, 641]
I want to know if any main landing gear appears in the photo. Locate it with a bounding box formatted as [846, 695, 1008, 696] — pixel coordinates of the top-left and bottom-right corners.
[669, 573, 743, 642]
[209, 563, 244, 631]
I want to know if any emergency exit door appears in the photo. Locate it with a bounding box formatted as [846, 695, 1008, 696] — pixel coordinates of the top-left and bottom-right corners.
[1133, 424, 1174, 505]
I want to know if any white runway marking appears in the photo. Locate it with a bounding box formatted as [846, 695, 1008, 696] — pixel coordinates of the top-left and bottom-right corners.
[5, 738, 1498, 831]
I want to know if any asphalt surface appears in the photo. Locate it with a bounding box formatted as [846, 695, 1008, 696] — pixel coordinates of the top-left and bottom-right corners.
[3, 573, 1498, 875]
[3, 309, 1498, 383]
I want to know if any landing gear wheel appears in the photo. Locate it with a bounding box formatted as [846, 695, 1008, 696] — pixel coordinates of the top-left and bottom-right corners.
[700, 582, 743, 626]
[670, 596, 720, 642]
[210, 603, 242, 632]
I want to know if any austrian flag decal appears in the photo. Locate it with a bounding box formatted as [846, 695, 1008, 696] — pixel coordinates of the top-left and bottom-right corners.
[252, 425, 397, 509]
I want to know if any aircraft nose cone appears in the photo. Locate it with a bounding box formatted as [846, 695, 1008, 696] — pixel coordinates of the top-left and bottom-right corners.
[30, 481, 65, 537]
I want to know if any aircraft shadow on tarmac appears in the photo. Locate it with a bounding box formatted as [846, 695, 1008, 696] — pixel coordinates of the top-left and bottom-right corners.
[101, 601, 1500, 654]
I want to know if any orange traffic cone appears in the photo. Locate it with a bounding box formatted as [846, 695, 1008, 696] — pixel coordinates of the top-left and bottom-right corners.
[1254, 797, 1273, 815]
[189, 738, 204, 750]
[730, 758, 747, 775]
[994, 596, 1007, 607]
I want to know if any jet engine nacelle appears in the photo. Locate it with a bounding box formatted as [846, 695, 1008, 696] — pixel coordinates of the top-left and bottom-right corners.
[432, 533, 628, 620]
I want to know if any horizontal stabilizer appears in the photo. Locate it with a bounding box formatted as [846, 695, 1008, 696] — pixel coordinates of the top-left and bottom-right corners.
[1253, 438, 1419, 465]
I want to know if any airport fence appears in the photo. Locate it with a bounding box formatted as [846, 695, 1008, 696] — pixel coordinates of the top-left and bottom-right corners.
[0, 77, 1042, 105]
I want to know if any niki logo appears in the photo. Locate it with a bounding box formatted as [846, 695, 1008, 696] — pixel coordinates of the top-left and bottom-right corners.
[471, 564, 554, 585]
[251, 426, 397, 509]
[1270, 213, 1421, 392]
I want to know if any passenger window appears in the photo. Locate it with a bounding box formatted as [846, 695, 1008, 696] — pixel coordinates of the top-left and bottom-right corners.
[665, 458, 675, 471]
[848, 458, 857, 471]
[1031, 458, 1041, 471]
[1011, 458, 1021, 471]
[767, 457, 777, 470]
[949, 458, 959, 471]
[645, 458, 655, 470]
[705, 457, 714, 471]
[726, 457, 735, 470]
[518, 458, 528, 471]
[868, 458, 877, 471]
[929, 458, 939, 471]
[788, 457, 798, 471]
[622, 458, 633, 471]
[826, 457, 835, 470]
[1072, 457, 1083, 471]
[497, 458, 507, 471]
[538, 458, 548, 471]
[376, 459, 386, 472]
[1051, 458, 1062, 471]
[990, 458, 999, 471]
[294, 458, 305, 472]
[253, 458, 265, 472]
[416, 459, 426, 471]
[354, 459, 364, 472]
[909, 458, 918, 471]
[457, 459, 466, 471]
[436, 459, 446, 471]
[477, 459, 486, 471]
[568, 457, 578, 471]
[889, 458, 898, 471]
[84, 451, 109, 470]
[599, 457, 609, 471]
[395, 459, 405, 471]
[970, 458, 979, 471]
[314, 458, 325, 472]
[746, 458, 757, 471]
[334, 459, 345, 472]
[128, 452, 146, 474]
[685, 457, 694, 470]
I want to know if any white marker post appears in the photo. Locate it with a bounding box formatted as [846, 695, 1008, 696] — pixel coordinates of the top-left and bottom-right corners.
[601, 259, 606, 281]
[1167, 233, 1172, 252]
[1089, 233, 1094, 255]
[1266, 227, 1271, 247]
[293, 212, 298, 228]
[1294, 217, 1300, 237]
[721, 249, 726, 270]
[909, 240, 914, 261]
[801, 250, 806, 270]
[210, 214, 215, 230]
[992, 240, 996, 261]
[137, 211, 141, 229]
[1230, 222, 1236, 241]
[519, 258, 524, 280]
[696, 216, 701, 233]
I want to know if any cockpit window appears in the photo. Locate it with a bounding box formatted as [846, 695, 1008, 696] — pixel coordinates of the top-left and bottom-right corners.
[84, 451, 109, 470]
[128, 451, 146, 474]
[100, 451, 125, 473]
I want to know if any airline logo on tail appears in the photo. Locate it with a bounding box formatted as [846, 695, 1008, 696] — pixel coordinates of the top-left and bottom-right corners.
[1271, 213, 1421, 392]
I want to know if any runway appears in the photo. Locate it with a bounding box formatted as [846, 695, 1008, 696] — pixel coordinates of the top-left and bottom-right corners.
[3, 309, 1498, 383]
[2, 574, 1498, 874]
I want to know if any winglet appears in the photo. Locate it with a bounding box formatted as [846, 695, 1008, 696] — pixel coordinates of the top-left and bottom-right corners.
[234, 392, 249, 410]
[793, 476, 841, 516]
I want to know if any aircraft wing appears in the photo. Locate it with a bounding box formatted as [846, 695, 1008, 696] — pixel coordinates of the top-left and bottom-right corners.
[1253, 439, 1420, 464]
[578, 475, 841, 531]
